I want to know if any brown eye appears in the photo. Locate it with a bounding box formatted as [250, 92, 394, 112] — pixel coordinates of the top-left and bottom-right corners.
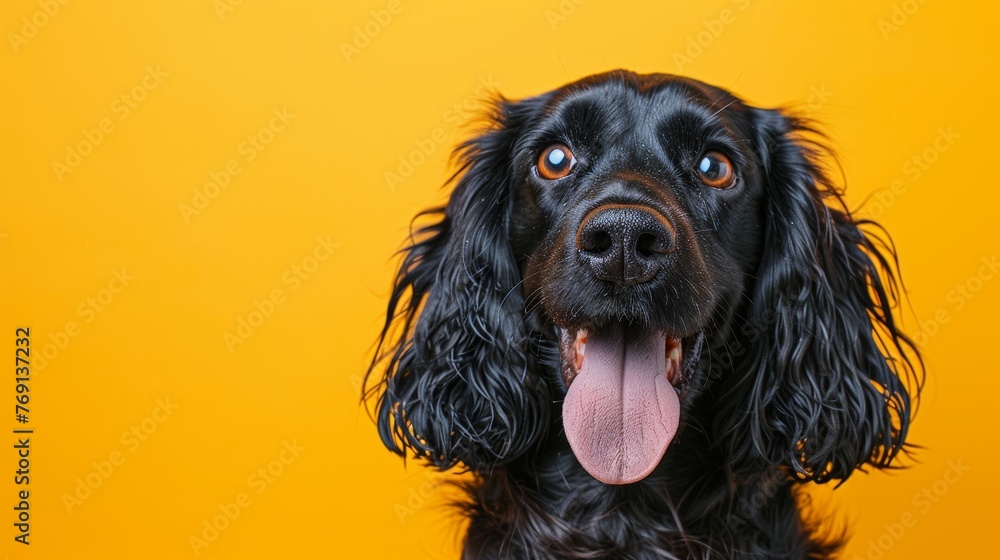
[537, 144, 576, 180]
[696, 151, 735, 188]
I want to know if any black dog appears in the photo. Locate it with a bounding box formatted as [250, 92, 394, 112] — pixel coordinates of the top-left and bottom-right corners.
[366, 71, 921, 559]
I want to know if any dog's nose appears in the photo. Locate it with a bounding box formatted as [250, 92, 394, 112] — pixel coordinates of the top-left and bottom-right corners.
[576, 204, 676, 286]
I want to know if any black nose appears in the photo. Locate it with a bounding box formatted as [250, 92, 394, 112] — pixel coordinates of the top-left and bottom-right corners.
[576, 204, 675, 286]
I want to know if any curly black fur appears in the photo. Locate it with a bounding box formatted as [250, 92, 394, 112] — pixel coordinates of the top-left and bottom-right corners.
[364, 71, 922, 559]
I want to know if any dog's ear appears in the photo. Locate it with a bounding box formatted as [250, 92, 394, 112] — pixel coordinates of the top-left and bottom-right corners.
[365, 99, 550, 471]
[722, 108, 922, 483]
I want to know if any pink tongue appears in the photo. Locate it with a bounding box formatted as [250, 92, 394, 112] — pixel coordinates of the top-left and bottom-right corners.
[563, 325, 679, 485]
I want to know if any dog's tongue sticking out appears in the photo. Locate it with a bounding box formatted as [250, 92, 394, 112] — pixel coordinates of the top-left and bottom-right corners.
[563, 324, 680, 485]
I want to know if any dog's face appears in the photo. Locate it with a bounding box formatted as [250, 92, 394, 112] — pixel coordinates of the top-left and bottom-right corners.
[369, 71, 918, 489]
[512, 76, 761, 335]
[507, 75, 768, 482]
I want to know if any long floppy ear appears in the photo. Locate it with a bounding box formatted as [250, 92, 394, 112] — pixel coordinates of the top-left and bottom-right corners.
[364, 100, 551, 471]
[722, 109, 922, 483]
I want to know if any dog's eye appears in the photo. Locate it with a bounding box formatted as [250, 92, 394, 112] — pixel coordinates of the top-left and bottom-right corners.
[537, 144, 577, 180]
[696, 151, 735, 189]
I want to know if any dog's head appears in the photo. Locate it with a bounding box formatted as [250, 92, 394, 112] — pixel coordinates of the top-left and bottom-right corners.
[367, 71, 920, 486]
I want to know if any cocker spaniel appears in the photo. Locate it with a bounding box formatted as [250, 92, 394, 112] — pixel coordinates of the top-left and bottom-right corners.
[365, 70, 921, 559]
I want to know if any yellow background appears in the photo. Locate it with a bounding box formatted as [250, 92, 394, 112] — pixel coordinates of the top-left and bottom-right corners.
[1, 0, 997, 558]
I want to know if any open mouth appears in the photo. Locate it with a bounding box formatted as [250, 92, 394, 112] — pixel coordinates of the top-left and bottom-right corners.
[559, 327, 686, 395]
[557, 323, 703, 486]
